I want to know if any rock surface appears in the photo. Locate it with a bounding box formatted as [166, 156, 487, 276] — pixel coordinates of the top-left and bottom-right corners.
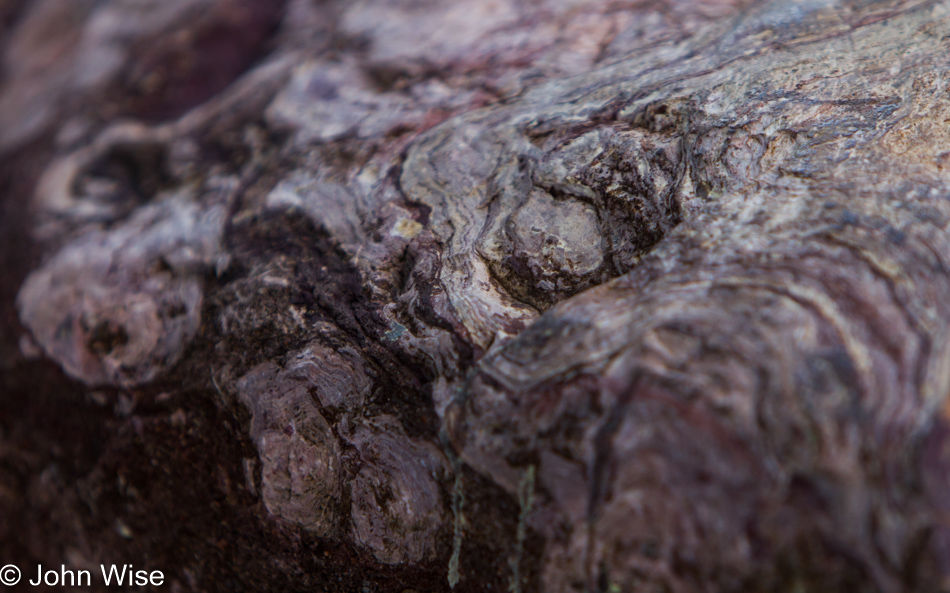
[4, 0, 950, 592]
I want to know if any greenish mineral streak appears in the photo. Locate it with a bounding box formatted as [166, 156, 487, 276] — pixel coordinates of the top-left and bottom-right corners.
[384, 322, 407, 341]
[448, 459, 465, 589]
[509, 465, 536, 593]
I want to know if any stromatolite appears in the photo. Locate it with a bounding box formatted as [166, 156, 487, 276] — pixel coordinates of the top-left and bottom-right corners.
[9, 0, 950, 591]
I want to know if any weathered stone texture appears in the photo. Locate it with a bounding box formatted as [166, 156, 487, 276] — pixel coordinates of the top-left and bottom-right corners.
[5, 0, 950, 592]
